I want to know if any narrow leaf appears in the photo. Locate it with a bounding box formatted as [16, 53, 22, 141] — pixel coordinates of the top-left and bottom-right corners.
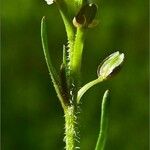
[41, 17, 65, 107]
[95, 90, 110, 150]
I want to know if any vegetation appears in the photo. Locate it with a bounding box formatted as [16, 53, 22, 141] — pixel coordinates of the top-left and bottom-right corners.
[41, 1, 124, 149]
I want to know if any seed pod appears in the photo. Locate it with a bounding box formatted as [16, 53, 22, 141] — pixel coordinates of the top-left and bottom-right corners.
[97, 51, 124, 79]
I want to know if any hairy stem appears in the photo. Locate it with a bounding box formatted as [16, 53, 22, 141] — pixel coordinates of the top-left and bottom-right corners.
[64, 105, 77, 150]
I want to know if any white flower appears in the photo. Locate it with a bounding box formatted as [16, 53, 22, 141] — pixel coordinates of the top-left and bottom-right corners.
[44, 0, 54, 5]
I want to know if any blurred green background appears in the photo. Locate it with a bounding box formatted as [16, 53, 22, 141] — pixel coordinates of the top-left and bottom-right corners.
[1, 0, 149, 150]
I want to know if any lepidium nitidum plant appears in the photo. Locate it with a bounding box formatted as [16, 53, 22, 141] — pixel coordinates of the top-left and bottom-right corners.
[41, 0, 124, 150]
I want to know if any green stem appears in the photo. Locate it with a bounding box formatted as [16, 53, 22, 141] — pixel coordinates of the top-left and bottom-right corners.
[57, 5, 85, 150]
[77, 77, 104, 103]
[64, 105, 77, 150]
[70, 28, 85, 80]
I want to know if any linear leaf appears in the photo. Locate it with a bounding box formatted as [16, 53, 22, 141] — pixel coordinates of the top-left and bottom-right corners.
[41, 17, 65, 107]
[95, 90, 110, 150]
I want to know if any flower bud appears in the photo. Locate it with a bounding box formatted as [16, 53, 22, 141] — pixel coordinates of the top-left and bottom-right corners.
[97, 51, 124, 79]
[73, 3, 98, 28]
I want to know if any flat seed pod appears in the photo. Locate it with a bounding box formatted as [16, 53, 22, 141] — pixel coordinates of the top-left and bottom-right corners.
[97, 51, 124, 79]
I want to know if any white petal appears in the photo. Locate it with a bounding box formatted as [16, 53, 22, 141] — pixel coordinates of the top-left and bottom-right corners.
[44, 0, 53, 5]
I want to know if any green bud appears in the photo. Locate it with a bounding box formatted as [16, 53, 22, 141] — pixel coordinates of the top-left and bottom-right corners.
[97, 51, 124, 79]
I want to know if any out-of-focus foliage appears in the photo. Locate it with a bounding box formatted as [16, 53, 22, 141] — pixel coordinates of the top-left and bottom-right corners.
[1, 0, 149, 150]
